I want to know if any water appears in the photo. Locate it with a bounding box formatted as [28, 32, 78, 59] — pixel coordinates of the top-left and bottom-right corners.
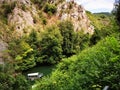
[23, 65, 56, 77]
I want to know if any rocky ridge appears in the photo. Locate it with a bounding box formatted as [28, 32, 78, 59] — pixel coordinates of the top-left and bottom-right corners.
[57, 0, 94, 34]
[0, 0, 94, 35]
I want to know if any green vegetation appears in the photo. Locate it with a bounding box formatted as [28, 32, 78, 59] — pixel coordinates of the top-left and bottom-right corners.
[44, 3, 57, 15]
[31, 0, 47, 9]
[59, 20, 76, 57]
[0, 72, 31, 90]
[38, 26, 63, 64]
[87, 11, 119, 45]
[59, 20, 91, 57]
[1, 2, 16, 17]
[0, 0, 120, 90]
[31, 0, 65, 8]
[8, 20, 91, 71]
[33, 36, 120, 90]
[9, 39, 36, 71]
[23, 65, 55, 76]
[0, 62, 31, 90]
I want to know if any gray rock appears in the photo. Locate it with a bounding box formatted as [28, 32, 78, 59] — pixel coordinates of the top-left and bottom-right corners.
[57, 1, 94, 34]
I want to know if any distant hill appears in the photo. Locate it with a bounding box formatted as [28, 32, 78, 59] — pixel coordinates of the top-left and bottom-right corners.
[94, 12, 111, 16]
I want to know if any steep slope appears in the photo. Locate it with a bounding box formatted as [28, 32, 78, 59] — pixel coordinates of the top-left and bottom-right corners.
[0, 0, 94, 64]
[33, 36, 120, 90]
[0, 0, 94, 36]
[0, 0, 39, 36]
[57, 0, 94, 34]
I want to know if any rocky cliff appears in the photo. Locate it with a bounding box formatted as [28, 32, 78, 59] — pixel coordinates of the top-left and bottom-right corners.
[0, 0, 38, 36]
[57, 0, 94, 34]
[0, 0, 94, 63]
[0, 0, 94, 35]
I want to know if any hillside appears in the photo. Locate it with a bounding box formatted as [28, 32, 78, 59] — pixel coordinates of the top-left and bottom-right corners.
[0, 0, 95, 64]
[33, 36, 120, 90]
[0, 0, 94, 37]
[0, 0, 117, 62]
[0, 0, 119, 90]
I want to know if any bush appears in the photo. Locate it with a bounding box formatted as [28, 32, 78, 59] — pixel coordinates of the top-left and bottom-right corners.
[44, 3, 57, 14]
[0, 73, 31, 90]
[13, 74, 31, 90]
[38, 26, 63, 64]
[59, 20, 76, 57]
[9, 38, 36, 71]
[59, 20, 90, 57]
[2, 2, 16, 17]
[33, 36, 120, 90]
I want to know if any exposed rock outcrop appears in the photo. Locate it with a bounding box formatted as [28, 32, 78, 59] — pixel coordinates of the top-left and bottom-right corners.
[8, 7, 34, 35]
[1, 0, 38, 36]
[57, 0, 94, 34]
[0, 0, 31, 5]
[1, 0, 94, 35]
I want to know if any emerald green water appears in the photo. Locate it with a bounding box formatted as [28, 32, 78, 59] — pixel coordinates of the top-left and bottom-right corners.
[23, 65, 56, 76]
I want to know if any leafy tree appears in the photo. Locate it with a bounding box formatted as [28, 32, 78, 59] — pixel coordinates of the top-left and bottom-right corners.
[9, 39, 36, 71]
[27, 30, 39, 53]
[0, 72, 31, 90]
[13, 74, 31, 90]
[44, 3, 57, 15]
[59, 20, 78, 57]
[38, 26, 63, 64]
[33, 36, 120, 90]
[0, 72, 15, 90]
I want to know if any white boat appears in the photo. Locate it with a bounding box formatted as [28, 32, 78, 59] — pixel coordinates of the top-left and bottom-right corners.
[27, 72, 43, 81]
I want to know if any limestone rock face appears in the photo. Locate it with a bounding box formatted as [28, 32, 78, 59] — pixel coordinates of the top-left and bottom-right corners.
[1, 0, 94, 35]
[1, 0, 37, 36]
[57, 0, 94, 34]
[0, 0, 31, 5]
[8, 7, 34, 35]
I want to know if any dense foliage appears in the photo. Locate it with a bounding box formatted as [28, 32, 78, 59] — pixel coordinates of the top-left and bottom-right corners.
[0, 72, 31, 90]
[87, 11, 119, 45]
[1, 2, 16, 17]
[38, 26, 63, 64]
[0, 1, 120, 90]
[44, 3, 57, 15]
[59, 21, 76, 57]
[9, 39, 36, 71]
[33, 36, 120, 90]
[8, 20, 91, 71]
[59, 20, 91, 57]
[0, 63, 31, 90]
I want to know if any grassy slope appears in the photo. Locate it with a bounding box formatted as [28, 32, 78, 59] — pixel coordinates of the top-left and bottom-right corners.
[86, 11, 119, 31]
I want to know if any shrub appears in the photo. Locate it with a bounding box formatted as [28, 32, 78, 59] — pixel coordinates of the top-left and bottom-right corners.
[33, 36, 120, 90]
[38, 26, 63, 64]
[44, 3, 57, 14]
[2, 2, 16, 17]
[9, 38, 36, 71]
